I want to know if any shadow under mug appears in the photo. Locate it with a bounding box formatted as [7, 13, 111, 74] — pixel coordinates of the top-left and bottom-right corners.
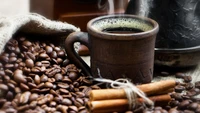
[65, 14, 159, 84]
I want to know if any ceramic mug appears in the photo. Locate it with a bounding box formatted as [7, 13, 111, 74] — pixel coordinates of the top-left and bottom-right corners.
[65, 14, 159, 83]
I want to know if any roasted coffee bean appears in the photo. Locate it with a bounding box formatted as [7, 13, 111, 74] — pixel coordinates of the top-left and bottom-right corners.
[25, 59, 34, 68]
[196, 108, 200, 113]
[82, 87, 92, 97]
[171, 93, 183, 101]
[74, 98, 84, 107]
[183, 110, 195, 113]
[54, 96, 63, 104]
[182, 95, 190, 100]
[20, 83, 30, 91]
[192, 87, 200, 93]
[18, 91, 31, 104]
[4, 69, 13, 76]
[57, 50, 65, 57]
[29, 93, 39, 102]
[0, 83, 8, 92]
[29, 101, 37, 109]
[45, 46, 53, 54]
[9, 56, 17, 63]
[6, 91, 14, 101]
[27, 82, 37, 89]
[2, 101, 12, 109]
[36, 83, 45, 89]
[184, 76, 192, 83]
[57, 105, 68, 113]
[3, 75, 10, 83]
[34, 74, 40, 85]
[53, 46, 60, 52]
[185, 83, 194, 90]
[17, 104, 30, 111]
[73, 82, 80, 88]
[68, 106, 78, 112]
[35, 61, 42, 67]
[22, 40, 32, 47]
[82, 78, 92, 85]
[40, 74, 48, 82]
[5, 63, 14, 69]
[175, 85, 185, 93]
[69, 84, 75, 92]
[41, 60, 50, 67]
[14, 87, 22, 93]
[25, 52, 36, 61]
[48, 77, 56, 83]
[0, 99, 7, 106]
[44, 82, 53, 88]
[56, 58, 63, 64]
[62, 77, 72, 83]
[188, 102, 198, 111]
[0, 55, 9, 63]
[7, 83, 15, 90]
[31, 67, 42, 73]
[5, 108, 17, 113]
[59, 88, 69, 94]
[46, 66, 61, 77]
[195, 81, 200, 89]
[63, 59, 70, 66]
[68, 71, 79, 81]
[50, 51, 57, 58]
[57, 82, 69, 89]
[169, 100, 180, 107]
[10, 52, 17, 57]
[39, 53, 49, 59]
[49, 101, 57, 107]
[62, 98, 72, 105]
[50, 89, 60, 96]
[55, 73, 63, 81]
[178, 100, 190, 110]
[0, 70, 5, 77]
[13, 69, 26, 83]
[76, 92, 85, 98]
[37, 94, 53, 105]
[25, 77, 34, 83]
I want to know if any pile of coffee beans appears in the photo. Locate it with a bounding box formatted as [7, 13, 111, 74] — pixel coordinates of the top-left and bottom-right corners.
[0, 36, 101, 113]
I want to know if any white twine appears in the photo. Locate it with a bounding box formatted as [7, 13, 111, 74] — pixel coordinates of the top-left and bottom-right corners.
[93, 78, 154, 110]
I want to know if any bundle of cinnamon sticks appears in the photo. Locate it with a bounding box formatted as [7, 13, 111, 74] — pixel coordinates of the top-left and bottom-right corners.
[86, 80, 177, 113]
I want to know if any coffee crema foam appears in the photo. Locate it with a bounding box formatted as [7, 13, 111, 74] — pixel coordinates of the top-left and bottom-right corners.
[91, 17, 153, 33]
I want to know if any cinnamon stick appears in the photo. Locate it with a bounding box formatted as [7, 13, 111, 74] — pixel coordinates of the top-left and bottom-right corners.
[90, 80, 176, 101]
[154, 88, 174, 95]
[87, 94, 171, 113]
[87, 99, 129, 113]
[137, 80, 176, 96]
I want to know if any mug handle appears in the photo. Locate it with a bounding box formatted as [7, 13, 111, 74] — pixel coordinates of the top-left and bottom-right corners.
[65, 32, 92, 77]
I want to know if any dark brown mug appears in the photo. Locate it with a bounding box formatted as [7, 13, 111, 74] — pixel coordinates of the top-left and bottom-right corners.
[65, 14, 159, 83]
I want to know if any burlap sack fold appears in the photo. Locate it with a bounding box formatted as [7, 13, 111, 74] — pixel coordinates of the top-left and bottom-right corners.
[0, 13, 80, 54]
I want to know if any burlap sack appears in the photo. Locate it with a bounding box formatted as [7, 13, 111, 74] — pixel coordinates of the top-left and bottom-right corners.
[0, 13, 80, 54]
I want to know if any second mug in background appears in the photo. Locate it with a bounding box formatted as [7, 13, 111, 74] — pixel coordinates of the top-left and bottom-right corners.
[65, 14, 159, 84]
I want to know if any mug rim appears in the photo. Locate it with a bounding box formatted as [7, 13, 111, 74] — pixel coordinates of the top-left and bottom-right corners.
[87, 14, 159, 40]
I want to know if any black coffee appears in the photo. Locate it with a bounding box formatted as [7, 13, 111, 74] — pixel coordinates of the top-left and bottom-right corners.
[103, 27, 143, 34]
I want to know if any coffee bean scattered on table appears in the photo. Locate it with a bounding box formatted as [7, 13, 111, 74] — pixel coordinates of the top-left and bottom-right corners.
[0, 36, 101, 113]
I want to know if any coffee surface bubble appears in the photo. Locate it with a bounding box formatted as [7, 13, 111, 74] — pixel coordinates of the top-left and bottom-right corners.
[91, 17, 153, 33]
